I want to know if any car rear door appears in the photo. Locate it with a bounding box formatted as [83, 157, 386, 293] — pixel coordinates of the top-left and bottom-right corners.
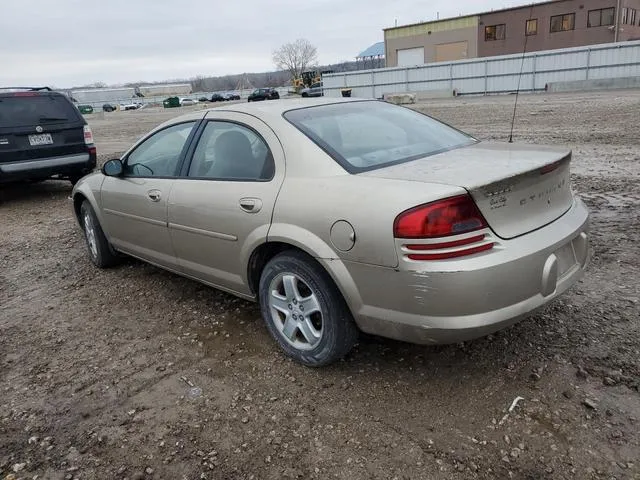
[100, 121, 198, 269]
[167, 112, 285, 296]
[0, 93, 86, 165]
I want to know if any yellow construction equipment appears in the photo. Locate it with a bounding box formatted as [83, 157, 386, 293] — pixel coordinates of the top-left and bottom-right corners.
[293, 70, 334, 91]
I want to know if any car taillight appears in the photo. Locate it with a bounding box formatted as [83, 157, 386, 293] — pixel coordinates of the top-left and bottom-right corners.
[394, 195, 494, 260]
[540, 160, 562, 175]
[83, 125, 94, 145]
[394, 195, 487, 238]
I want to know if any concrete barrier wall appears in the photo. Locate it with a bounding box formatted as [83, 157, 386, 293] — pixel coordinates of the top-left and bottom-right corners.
[546, 76, 640, 93]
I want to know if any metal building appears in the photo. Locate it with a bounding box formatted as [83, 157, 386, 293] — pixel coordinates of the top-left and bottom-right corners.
[136, 83, 192, 97]
[356, 42, 385, 70]
[70, 87, 136, 104]
[384, 0, 640, 67]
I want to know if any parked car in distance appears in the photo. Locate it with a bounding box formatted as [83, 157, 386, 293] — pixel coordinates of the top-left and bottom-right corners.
[0, 86, 96, 185]
[301, 82, 323, 97]
[224, 92, 241, 101]
[180, 98, 198, 106]
[210, 93, 225, 102]
[72, 98, 589, 367]
[247, 88, 279, 102]
[120, 101, 142, 111]
[102, 103, 116, 112]
[198, 97, 209, 103]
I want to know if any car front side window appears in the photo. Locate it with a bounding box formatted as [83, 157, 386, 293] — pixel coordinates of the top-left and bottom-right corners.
[187, 121, 274, 181]
[124, 121, 196, 177]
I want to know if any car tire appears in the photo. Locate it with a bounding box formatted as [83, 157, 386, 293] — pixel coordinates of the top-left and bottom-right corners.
[259, 250, 359, 367]
[80, 200, 120, 268]
[301, 92, 308, 97]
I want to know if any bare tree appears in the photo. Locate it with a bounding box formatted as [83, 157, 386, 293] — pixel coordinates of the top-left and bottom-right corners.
[272, 39, 318, 80]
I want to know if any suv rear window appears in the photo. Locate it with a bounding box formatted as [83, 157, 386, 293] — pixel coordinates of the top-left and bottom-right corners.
[284, 100, 476, 173]
[0, 94, 81, 128]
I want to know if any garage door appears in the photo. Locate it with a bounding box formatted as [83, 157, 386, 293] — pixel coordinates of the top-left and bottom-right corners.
[435, 41, 468, 62]
[397, 47, 425, 66]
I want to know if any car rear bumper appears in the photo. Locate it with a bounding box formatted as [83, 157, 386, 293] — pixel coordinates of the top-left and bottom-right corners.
[0, 151, 96, 181]
[341, 198, 590, 344]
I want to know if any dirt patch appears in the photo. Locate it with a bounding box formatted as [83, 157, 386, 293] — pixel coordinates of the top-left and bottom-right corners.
[1, 91, 639, 479]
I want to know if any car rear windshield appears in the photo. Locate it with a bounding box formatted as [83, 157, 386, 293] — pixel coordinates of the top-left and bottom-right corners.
[0, 94, 81, 128]
[284, 100, 476, 173]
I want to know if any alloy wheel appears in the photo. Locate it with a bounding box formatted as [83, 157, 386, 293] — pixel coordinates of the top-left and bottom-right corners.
[83, 211, 98, 259]
[268, 273, 323, 350]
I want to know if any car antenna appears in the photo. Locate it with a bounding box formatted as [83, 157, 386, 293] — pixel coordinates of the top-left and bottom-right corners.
[508, 3, 535, 143]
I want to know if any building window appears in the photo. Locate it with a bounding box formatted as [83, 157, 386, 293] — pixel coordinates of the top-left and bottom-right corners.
[550, 13, 575, 32]
[622, 8, 637, 25]
[588, 7, 615, 27]
[525, 18, 538, 35]
[485, 24, 506, 41]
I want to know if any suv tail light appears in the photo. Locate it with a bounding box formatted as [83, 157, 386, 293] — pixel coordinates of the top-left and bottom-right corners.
[394, 195, 494, 260]
[83, 125, 94, 145]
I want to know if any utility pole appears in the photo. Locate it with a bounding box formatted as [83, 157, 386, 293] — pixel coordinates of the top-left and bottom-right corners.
[615, 0, 622, 42]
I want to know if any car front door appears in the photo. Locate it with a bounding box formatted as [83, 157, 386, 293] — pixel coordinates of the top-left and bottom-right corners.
[100, 121, 197, 269]
[167, 112, 285, 296]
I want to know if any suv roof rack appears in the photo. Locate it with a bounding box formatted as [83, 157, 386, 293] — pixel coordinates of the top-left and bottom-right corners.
[0, 86, 53, 92]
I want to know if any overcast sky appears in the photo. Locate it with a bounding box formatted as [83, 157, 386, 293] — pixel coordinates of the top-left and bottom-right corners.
[1, 0, 527, 88]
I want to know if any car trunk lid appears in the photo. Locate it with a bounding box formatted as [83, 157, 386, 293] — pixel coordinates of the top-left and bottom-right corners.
[360, 142, 574, 239]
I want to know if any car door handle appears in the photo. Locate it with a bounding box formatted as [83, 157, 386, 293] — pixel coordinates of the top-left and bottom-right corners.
[147, 190, 161, 202]
[239, 198, 262, 213]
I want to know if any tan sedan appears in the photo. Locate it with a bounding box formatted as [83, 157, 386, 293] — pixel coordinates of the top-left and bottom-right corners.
[72, 98, 589, 366]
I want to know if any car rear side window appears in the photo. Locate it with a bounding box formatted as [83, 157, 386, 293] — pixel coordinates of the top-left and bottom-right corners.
[187, 121, 274, 181]
[284, 100, 476, 173]
[0, 94, 81, 128]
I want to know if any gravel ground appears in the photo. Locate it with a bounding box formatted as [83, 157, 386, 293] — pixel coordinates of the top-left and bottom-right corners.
[1, 91, 639, 480]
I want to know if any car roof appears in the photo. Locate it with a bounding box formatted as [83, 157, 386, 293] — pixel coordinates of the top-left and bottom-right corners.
[180, 97, 370, 121]
[222, 97, 368, 115]
[151, 97, 373, 133]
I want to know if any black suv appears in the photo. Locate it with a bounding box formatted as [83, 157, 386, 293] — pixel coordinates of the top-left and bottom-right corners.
[247, 88, 280, 102]
[0, 87, 97, 185]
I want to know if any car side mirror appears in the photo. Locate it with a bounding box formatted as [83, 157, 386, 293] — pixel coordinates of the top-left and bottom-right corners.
[102, 158, 124, 177]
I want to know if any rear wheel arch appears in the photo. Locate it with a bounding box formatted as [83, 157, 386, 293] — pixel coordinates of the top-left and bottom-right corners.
[247, 242, 308, 296]
[246, 241, 363, 318]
